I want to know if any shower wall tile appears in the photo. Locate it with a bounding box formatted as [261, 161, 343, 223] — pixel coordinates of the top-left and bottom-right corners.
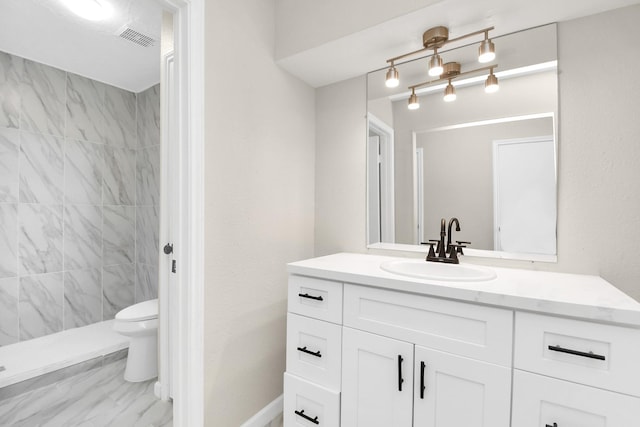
[66, 73, 106, 143]
[20, 59, 65, 137]
[0, 128, 20, 202]
[0, 52, 23, 129]
[136, 85, 160, 148]
[64, 268, 102, 329]
[19, 272, 63, 340]
[103, 146, 135, 205]
[0, 203, 18, 278]
[18, 203, 63, 275]
[135, 263, 158, 303]
[65, 139, 103, 205]
[19, 130, 64, 204]
[103, 205, 135, 266]
[104, 85, 136, 148]
[136, 205, 159, 267]
[0, 277, 19, 345]
[63, 204, 102, 270]
[136, 145, 159, 206]
[103, 263, 135, 320]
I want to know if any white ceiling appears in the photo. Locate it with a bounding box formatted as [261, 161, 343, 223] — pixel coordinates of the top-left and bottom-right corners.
[276, 0, 640, 88]
[0, 0, 162, 93]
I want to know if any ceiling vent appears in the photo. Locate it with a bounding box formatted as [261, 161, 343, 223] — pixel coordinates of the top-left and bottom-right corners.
[117, 26, 157, 48]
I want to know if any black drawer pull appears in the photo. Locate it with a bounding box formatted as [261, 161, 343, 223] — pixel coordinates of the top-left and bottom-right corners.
[298, 293, 323, 301]
[295, 409, 319, 425]
[545, 423, 558, 427]
[398, 355, 404, 391]
[548, 345, 605, 361]
[297, 346, 322, 358]
[420, 361, 426, 399]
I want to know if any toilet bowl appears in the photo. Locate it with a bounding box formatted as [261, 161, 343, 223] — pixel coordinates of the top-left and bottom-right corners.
[113, 299, 159, 382]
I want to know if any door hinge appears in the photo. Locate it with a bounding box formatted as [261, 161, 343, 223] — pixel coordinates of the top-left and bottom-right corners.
[172, 260, 177, 273]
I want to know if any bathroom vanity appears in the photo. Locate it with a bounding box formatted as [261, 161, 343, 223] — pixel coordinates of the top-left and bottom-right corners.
[283, 253, 640, 427]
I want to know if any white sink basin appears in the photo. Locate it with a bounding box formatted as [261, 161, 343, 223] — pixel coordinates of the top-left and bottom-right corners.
[380, 260, 497, 282]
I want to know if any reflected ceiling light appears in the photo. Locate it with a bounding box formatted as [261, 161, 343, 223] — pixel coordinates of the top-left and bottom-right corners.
[385, 64, 399, 88]
[478, 31, 496, 63]
[485, 68, 499, 93]
[428, 49, 444, 77]
[61, 0, 113, 21]
[408, 89, 420, 110]
[443, 80, 456, 102]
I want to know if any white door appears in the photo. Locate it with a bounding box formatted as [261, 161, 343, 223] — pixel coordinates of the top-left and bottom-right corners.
[512, 370, 640, 427]
[413, 346, 511, 427]
[493, 136, 556, 254]
[368, 136, 381, 244]
[341, 327, 413, 427]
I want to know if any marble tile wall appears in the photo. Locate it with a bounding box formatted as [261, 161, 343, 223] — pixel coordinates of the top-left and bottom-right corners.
[0, 50, 160, 346]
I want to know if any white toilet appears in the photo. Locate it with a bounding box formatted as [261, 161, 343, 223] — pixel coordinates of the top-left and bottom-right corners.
[114, 299, 159, 382]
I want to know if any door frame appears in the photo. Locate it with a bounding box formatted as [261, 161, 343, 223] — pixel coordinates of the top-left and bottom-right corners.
[367, 113, 395, 243]
[155, 0, 205, 425]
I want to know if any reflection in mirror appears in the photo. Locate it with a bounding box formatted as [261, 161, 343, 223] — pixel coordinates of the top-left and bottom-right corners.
[367, 24, 558, 261]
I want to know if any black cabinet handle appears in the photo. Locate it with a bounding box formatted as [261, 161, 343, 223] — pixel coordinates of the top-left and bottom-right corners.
[297, 346, 322, 358]
[295, 410, 319, 425]
[548, 345, 605, 361]
[545, 423, 558, 427]
[298, 293, 323, 301]
[420, 361, 426, 399]
[398, 355, 404, 391]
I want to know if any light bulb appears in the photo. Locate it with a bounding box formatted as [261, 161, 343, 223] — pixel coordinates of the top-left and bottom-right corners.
[485, 73, 499, 93]
[408, 91, 420, 110]
[428, 54, 443, 77]
[385, 67, 399, 88]
[478, 39, 496, 63]
[443, 82, 456, 102]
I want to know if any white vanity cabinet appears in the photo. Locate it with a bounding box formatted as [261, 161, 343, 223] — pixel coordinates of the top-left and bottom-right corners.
[284, 253, 640, 427]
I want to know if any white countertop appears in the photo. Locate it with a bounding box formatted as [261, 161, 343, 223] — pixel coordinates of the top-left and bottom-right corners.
[287, 253, 640, 327]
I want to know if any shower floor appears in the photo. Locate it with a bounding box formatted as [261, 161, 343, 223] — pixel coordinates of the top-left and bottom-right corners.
[0, 320, 128, 390]
[0, 358, 172, 426]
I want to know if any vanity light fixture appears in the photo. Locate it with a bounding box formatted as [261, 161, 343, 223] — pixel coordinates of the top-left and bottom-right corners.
[385, 64, 399, 88]
[408, 89, 420, 110]
[485, 68, 499, 93]
[478, 31, 496, 63]
[443, 80, 456, 102]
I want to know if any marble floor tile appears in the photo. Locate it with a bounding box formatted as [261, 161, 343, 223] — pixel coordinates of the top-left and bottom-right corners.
[63, 204, 102, 270]
[0, 51, 23, 129]
[103, 146, 136, 206]
[136, 85, 160, 148]
[66, 73, 106, 144]
[0, 203, 18, 278]
[136, 205, 159, 267]
[136, 145, 160, 207]
[102, 264, 135, 320]
[104, 85, 136, 149]
[103, 205, 135, 266]
[64, 268, 102, 329]
[20, 59, 65, 137]
[18, 203, 63, 275]
[65, 139, 103, 205]
[135, 263, 158, 303]
[19, 272, 63, 340]
[0, 359, 172, 426]
[0, 277, 19, 345]
[0, 128, 20, 202]
[19, 130, 64, 204]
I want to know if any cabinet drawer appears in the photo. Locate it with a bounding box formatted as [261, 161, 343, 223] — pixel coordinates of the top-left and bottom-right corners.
[288, 275, 343, 324]
[512, 370, 640, 427]
[514, 312, 640, 396]
[286, 313, 342, 390]
[284, 373, 340, 427]
[343, 284, 513, 366]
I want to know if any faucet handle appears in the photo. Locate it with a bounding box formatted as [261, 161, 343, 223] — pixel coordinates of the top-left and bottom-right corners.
[420, 241, 437, 261]
[455, 241, 470, 255]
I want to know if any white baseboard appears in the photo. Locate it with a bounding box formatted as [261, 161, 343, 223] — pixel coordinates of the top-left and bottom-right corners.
[240, 394, 283, 427]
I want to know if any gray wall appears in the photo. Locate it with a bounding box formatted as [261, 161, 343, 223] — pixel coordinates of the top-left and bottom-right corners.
[314, 4, 640, 301]
[0, 50, 159, 346]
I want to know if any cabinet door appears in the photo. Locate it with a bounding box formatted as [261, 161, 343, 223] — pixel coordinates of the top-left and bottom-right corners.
[341, 327, 413, 427]
[512, 370, 640, 427]
[413, 346, 511, 427]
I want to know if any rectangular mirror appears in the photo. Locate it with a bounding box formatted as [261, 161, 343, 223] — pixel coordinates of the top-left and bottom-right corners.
[367, 23, 558, 262]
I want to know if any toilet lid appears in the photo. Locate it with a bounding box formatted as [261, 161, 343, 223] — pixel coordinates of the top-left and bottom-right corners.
[116, 299, 158, 321]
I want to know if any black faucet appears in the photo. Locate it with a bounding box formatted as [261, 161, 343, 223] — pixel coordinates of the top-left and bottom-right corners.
[422, 217, 469, 264]
[447, 218, 460, 251]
